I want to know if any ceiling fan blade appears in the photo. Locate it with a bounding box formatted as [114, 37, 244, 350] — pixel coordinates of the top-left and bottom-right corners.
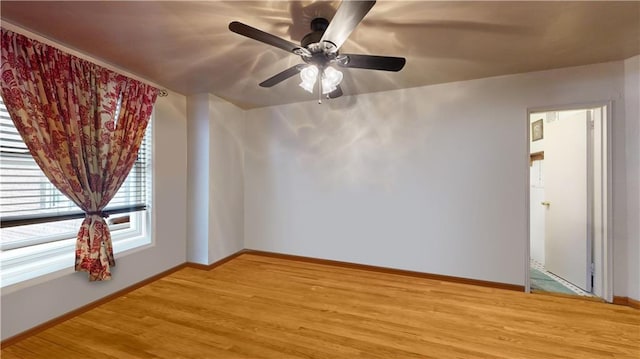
[229, 21, 301, 54]
[327, 85, 343, 99]
[320, 0, 376, 49]
[259, 64, 305, 88]
[339, 54, 406, 72]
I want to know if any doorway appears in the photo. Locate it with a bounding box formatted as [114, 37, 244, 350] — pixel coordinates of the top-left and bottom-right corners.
[526, 104, 612, 302]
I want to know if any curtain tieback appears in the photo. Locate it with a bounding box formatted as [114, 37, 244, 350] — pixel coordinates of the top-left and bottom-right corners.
[85, 211, 109, 218]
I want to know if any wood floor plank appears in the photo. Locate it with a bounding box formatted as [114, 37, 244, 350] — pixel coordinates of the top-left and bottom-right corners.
[1, 344, 38, 359]
[2, 253, 639, 358]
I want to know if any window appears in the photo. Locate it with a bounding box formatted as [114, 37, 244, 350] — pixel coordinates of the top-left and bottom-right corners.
[0, 96, 153, 287]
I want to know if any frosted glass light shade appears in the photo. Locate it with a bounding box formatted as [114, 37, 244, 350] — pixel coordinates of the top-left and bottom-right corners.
[299, 65, 318, 93]
[321, 66, 343, 94]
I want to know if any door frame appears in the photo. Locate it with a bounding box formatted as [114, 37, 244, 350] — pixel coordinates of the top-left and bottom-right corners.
[524, 101, 613, 302]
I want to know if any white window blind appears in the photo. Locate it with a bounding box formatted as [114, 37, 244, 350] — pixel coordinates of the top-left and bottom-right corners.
[0, 96, 152, 249]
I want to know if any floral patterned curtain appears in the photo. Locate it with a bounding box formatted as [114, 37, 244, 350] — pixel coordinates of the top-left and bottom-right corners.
[0, 28, 158, 281]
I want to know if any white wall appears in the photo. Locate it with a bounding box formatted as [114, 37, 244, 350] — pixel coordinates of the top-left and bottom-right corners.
[1, 92, 189, 340]
[244, 61, 630, 289]
[208, 96, 245, 262]
[186, 94, 211, 264]
[624, 55, 640, 301]
[187, 94, 244, 265]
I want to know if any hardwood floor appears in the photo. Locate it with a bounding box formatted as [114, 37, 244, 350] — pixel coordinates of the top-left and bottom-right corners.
[2, 253, 639, 358]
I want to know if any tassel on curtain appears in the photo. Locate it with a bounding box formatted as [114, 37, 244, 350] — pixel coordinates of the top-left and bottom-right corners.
[0, 28, 158, 281]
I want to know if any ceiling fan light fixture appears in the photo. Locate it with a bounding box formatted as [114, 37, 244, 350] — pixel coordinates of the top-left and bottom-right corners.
[299, 65, 318, 93]
[229, 1, 406, 101]
[321, 66, 343, 94]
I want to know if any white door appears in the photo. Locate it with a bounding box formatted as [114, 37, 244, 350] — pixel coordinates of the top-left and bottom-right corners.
[544, 110, 590, 291]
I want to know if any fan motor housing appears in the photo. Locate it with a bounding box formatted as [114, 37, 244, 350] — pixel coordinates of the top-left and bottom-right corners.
[300, 17, 339, 68]
[301, 18, 329, 48]
[301, 32, 323, 48]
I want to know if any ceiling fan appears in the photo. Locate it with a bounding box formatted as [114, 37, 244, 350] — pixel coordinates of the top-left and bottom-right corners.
[229, 0, 406, 101]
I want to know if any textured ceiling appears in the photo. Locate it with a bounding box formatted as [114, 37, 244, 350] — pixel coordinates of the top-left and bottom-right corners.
[1, 1, 639, 109]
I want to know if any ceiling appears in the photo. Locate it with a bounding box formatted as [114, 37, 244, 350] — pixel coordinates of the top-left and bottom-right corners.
[1, 1, 638, 109]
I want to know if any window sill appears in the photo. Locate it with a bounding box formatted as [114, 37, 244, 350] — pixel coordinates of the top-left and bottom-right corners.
[0, 234, 152, 295]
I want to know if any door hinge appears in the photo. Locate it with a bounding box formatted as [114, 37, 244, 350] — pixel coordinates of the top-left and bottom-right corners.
[590, 262, 595, 275]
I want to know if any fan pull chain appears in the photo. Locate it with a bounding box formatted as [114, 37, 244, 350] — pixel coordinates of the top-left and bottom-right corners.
[318, 73, 322, 104]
